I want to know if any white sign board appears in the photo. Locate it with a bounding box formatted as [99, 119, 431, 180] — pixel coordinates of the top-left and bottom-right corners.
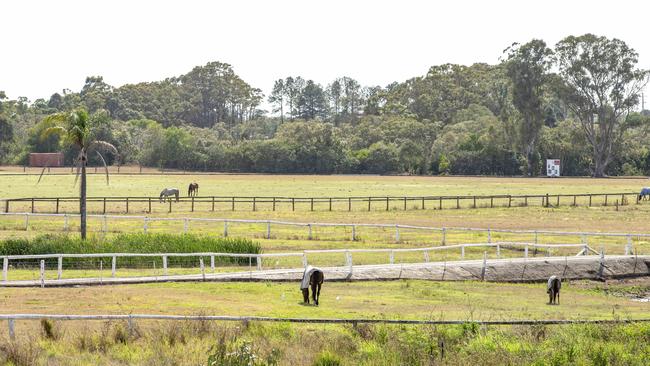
[546, 159, 560, 177]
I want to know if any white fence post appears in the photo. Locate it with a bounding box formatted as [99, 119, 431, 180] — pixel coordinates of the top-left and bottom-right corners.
[143, 218, 148, 234]
[3, 257, 8, 282]
[224, 220, 228, 237]
[461, 245, 465, 259]
[57, 256, 63, 280]
[40, 260, 45, 288]
[442, 227, 447, 246]
[266, 221, 271, 239]
[102, 215, 108, 233]
[111, 256, 116, 277]
[524, 244, 529, 258]
[162, 255, 168, 276]
[487, 228, 492, 243]
[424, 250, 430, 262]
[352, 225, 356, 241]
[64, 214, 69, 231]
[8, 319, 14, 341]
[395, 225, 400, 242]
[256, 256, 262, 271]
[308, 224, 312, 240]
[302, 252, 308, 268]
[210, 255, 215, 272]
[200, 258, 205, 280]
[481, 251, 487, 281]
[534, 230, 538, 244]
[24, 213, 29, 231]
[389, 250, 395, 264]
[496, 243, 501, 258]
[625, 235, 632, 255]
[184, 219, 189, 233]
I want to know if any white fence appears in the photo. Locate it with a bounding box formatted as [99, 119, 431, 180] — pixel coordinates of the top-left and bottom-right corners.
[1, 242, 605, 284]
[1, 212, 648, 249]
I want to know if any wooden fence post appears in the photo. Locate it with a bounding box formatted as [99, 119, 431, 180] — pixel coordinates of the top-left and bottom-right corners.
[223, 220, 228, 237]
[351, 225, 356, 241]
[56, 198, 60, 214]
[556, 195, 560, 207]
[604, 195, 608, 206]
[473, 196, 477, 208]
[212, 197, 215, 212]
[273, 198, 277, 212]
[232, 197, 235, 211]
[442, 227, 446, 246]
[148, 198, 152, 213]
[573, 195, 577, 206]
[253, 197, 256, 211]
[311, 198, 314, 211]
[103, 197, 107, 214]
[490, 197, 493, 208]
[292, 198, 295, 211]
[403, 197, 407, 210]
[508, 195, 512, 208]
[329, 198, 332, 211]
[545, 194, 549, 207]
[191, 197, 195, 212]
[4, 200, 8, 213]
[524, 196, 528, 206]
[168, 200, 172, 213]
[439, 197, 442, 210]
[368, 197, 371, 211]
[348, 198, 351, 211]
[589, 195, 592, 207]
[31, 198, 35, 213]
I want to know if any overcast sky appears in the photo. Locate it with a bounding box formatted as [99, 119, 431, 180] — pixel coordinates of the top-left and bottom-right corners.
[2, 0, 649, 107]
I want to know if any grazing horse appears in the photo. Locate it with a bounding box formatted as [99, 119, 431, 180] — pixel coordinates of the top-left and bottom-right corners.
[301, 266, 324, 306]
[639, 187, 650, 201]
[188, 182, 199, 197]
[159, 188, 180, 203]
[547, 275, 561, 305]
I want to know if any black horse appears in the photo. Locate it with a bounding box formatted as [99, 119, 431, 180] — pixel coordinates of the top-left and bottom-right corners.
[547, 275, 561, 305]
[188, 182, 199, 197]
[301, 267, 324, 306]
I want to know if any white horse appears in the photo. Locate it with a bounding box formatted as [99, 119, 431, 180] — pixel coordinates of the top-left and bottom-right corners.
[159, 188, 180, 203]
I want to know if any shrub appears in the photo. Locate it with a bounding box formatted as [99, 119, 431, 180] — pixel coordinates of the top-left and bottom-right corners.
[312, 350, 342, 366]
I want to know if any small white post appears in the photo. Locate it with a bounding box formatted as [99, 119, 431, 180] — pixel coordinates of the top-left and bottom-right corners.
[224, 220, 228, 237]
[200, 258, 205, 280]
[442, 227, 447, 246]
[24, 213, 29, 231]
[524, 244, 529, 258]
[111, 256, 116, 277]
[625, 235, 632, 255]
[302, 252, 308, 268]
[57, 256, 62, 280]
[143, 218, 148, 234]
[423, 250, 430, 262]
[351, 225, 356, 241]
[308, 224, 312, 240]
[162, 255, 168, 276]
[389, 250, 395, 264]
[256, 256, 262, 271]
[3, 257, 8, 282]
[40, 259, 45, 288]
[534, 231, 538, 244]
[496, 243, 501, 258]
[345, 250, 352, 267]
[184, 219, 189, 233]
[395, 225, 400, 242]
[210, 255, 215, 272]
[64, 214, 69, 231]
[487, 228, 491, 243]
[266, 221, 271, 239]
[481, 251, 487, 281]
[8, 319, 15, 341]
[583, 244, 588, 256]
[461, 245, 465, 259]
[102, 215, 108, 233]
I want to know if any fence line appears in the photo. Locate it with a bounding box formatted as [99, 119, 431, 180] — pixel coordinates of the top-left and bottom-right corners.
[1, 212, 648, 250]
[0, 191, 640, 214]
[0, 242, 606, 283]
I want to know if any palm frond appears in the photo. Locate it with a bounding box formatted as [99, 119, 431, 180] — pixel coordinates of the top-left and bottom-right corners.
[88, 140, 118, 156]
[40, 126, 67, 142]
[36, 167, 47, 184]
[95, 151, 110, 185]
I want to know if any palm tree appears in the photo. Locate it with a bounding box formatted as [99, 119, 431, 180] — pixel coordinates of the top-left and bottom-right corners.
[41, 108, 118, 239]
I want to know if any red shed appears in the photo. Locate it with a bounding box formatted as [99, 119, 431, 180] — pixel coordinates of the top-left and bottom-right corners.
[29, 153, 65, 167]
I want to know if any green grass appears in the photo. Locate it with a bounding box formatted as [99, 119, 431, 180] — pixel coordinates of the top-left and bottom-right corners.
[1, 280, 649, 365]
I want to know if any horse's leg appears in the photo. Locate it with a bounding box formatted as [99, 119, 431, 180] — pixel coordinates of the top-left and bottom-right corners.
[549, 291, 553, 305]
[302, 288, 309, 304]
[557, 290, 560, 305]
[317, 283, 321, 305]
[311, 282, 318, 305]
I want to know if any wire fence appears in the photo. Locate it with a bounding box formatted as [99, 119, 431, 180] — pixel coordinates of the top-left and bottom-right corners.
[1, 241, 621, 284]
[1, 212, 648, 254]
[1, 191, 640, 214]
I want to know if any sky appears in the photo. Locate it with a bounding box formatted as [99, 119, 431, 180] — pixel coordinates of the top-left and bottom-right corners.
[1, 0, 649, 107]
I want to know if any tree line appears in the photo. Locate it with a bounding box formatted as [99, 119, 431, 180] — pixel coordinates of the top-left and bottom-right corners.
[1, 34, 649, 177]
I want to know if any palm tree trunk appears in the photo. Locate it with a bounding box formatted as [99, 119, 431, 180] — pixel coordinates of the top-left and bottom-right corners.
[80, 161, 87, 240]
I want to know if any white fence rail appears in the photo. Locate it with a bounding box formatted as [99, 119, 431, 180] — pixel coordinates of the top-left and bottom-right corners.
[1, 242, 604, 284]
[1, 212, 648, 249]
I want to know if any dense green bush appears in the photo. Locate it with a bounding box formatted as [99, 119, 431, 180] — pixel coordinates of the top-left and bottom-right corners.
[0, 233, 261, 268]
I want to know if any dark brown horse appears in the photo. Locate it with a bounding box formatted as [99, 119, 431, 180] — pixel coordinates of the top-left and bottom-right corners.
[188, 182, 199, 197]
[301, 267, 324, 306]
[547, 275, 561, 305]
